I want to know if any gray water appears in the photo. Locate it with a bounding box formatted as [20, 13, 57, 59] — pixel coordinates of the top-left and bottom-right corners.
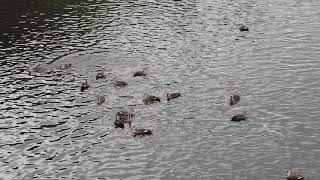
[0, 0, 320, 179]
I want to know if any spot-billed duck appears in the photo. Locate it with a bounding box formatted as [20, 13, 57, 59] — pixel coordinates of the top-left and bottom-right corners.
[230, 95, 240, 106]
[143, 94, 161, 105]
[113, 80, 127, 88]
[96, 70, 105, 80]
[80, 79, 90, 91]
[239, 24, 249, 32]
[287, 169, 304, 180]
[133, 128, 152, 137]
[96, 96, 105, 105]
[231, 112, 247, 122]
[114, 119, 124, 129]
[167, 93, 181, 101]
[116, 110, 135, 127]
[59, 63, 72, 70]
[133, 69, 146, 77]
[28, 65, 43, 75]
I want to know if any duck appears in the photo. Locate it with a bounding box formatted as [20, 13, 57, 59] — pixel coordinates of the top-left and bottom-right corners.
[116, 110, 135, 127]
[167, 93, 181, 101]
[133, 69, 146, 77]
[114, 119, 124, 129]
[143, 94, 161, 105]
[133, 128, 152, 137]
[96, 70, 105, 80]
[239, 24, 249, 32]
[231, 112, 247, 122]
[28, 64, 43, 75]
[96, 95, 105, 105]
[287, 169, 304, 180]
[230, 95, 240, 106]
[59, 63, 72, 70]
[113, 80, 127, 88]
[80, 79, 90, 91]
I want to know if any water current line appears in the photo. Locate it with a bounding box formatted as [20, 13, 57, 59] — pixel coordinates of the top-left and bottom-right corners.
[260, 123, 286, 138]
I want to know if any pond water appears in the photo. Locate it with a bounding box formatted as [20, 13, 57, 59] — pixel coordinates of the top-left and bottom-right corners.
[0, 0, 319, 179]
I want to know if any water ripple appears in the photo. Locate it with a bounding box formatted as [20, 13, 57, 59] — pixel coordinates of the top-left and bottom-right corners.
[1, 0, 320, 179]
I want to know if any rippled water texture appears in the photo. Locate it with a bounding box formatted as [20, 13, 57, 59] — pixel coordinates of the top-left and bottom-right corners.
[1, 0, 320, 179]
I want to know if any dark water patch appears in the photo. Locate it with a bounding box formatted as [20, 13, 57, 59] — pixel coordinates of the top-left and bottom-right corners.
[16, 121, 28, 124]
[16, 115, 34, 120]
[55, 127, 71, 133]
[50, 134, 68, 143]
[79, 116, 101, 124]
[0, 106, 19, 111]
[70, 133, 91, 139]
[71, 127, 84, 133]
[20, 131, 36, 135]
[23, 138, 37, 142]
[27, 145, 40, 151]
[30, 121, 67, 129]
[46, 153, 57, 161]
[0, 126, 17, 130]
[6, 142, 24, 147]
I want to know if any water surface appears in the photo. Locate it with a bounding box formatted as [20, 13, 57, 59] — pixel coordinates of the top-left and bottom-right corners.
[0, 0, 320, 179]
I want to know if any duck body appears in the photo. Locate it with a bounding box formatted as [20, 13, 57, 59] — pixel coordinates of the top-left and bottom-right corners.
[59, 63, 72, 70]
[113, 80, 127, 88]
[116, 111, 135, 119]
[28, 65, 44, 76]
[116, 110, 134, 127]
[143, 95, 161, 105]
[133, 70, 146, 77]
[133, 128, 152, 137]
[230, 95, 240, 106]
[96, 96, 105, 105]
[239, 25, 249, 32]
[80, 80, 90, 91]
[231, 112, 247, 122]
[114, 119, 124, 129]
[287, 170, 304, 180]
[167, 93, 181, 101]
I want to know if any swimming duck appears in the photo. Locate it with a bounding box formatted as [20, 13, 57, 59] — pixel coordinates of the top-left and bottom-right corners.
[133, 128, 152, 137]
[116, 110, 135, 127]
[114, 119, 124, 129]
[28, 65, 43, 75]
[96, 96, 105, 105]
[133, 69, 146, 77]
[167, 93, 181, 101]
[287, 169, 304, 180]
[231, 112, 247, 122]
[230, 95, 240, 106]
[80, 79, 90, 91]
[59, 63, 72, 70]
[96, 71, 105, 80]
[113, 80, 127, 88]
[143, 94, 161, 105]
[239, 24, 249, 32]
[116, 110, 135, 120]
